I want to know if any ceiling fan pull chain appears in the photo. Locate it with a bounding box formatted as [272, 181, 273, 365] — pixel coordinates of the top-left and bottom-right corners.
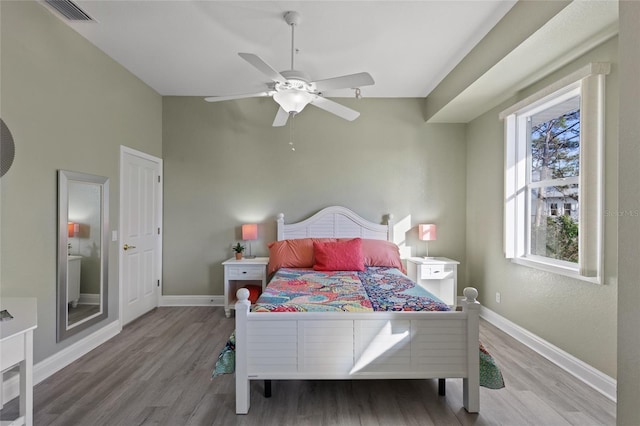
[289, 113, 296, 151]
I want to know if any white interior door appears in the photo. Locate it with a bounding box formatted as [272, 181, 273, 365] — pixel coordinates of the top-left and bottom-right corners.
[119, 146, 162, 325]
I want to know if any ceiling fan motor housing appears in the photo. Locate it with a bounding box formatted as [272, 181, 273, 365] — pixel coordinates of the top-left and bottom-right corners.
[278, 70, 314, 89]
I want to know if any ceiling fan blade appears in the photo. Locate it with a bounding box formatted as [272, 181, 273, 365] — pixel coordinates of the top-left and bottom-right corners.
[239, 53, 287, 84]
[313, 72, 374, 92]
[204, 91, 271, 102]
[272, 107, 290, 127]
[311, 97, 360, 121]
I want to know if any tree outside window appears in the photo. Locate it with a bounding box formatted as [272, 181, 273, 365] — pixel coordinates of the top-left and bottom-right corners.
[529, 97, 580, 264]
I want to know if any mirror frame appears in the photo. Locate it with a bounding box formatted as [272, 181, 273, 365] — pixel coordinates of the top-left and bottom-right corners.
[57, 170, 109, 341]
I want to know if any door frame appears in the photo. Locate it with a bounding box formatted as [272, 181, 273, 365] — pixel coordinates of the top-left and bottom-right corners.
[118, 145, 163, 326]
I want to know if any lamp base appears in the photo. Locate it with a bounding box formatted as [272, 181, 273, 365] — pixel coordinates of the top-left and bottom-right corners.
[245, 241, 256, 259]
[423, 256, 436, 260]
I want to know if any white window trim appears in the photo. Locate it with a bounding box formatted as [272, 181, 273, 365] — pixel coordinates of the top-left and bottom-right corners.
[501, 62, 609, 284]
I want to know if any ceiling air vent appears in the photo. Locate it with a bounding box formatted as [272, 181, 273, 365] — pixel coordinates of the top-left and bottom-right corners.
[45, 0, 93, 21]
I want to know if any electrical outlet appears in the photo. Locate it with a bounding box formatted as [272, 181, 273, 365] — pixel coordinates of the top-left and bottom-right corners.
[496, 292, 501, 303]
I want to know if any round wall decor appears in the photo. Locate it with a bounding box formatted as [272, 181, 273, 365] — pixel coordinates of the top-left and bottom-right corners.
[1, 118, 16, 177]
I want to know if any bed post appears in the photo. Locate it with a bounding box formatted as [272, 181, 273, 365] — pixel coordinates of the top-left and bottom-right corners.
[386, 213, 395, 242]
[235, 288, 251, 414]
[276, 213, 285, 241]
[461, 287, 480, 413]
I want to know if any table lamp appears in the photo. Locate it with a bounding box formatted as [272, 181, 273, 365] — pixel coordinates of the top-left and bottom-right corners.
[419, 224, 437, 259]
[242, 224, 258, 259]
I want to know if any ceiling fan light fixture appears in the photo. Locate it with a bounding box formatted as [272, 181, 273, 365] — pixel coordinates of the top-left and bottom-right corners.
[273, 89, 315, 114]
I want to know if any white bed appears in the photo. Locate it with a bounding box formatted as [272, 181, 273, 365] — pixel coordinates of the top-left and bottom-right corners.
[234, 206, 480, 414]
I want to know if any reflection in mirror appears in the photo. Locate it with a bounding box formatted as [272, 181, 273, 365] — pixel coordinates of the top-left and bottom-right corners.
[57, 170, 109, 341]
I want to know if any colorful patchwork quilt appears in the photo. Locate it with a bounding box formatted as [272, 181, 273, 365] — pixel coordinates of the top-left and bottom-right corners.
[358, 267, 450, 311]
[253, 267, 449, 313]
[252, 268, 373, 312]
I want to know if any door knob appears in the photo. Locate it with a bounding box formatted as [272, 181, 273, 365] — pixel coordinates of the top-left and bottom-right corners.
[123, 244, 137, 251]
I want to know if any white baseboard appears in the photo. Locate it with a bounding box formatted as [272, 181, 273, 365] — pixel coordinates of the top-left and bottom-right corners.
[480, 305, 616, 402]
[79, 293, 100, 305]
[159, 295, 224, 307]
[2, 320, 121, 405]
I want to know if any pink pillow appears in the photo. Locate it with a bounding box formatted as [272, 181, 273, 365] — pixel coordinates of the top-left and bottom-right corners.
[361, 239, 405, 273]
[267, 238, 336, 275]
[338, 238, 405, 273]
[313, 238, 365, 271]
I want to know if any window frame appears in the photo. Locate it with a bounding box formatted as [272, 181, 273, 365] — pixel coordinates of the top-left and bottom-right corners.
[500, 63, 609, 284]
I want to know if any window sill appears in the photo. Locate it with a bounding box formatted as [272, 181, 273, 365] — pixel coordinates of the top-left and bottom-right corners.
[510, 257, 602, 285]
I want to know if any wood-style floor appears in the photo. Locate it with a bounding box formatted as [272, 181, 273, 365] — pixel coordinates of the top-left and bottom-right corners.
[1, 307, 615, 425]
[68, 303, 100, 326]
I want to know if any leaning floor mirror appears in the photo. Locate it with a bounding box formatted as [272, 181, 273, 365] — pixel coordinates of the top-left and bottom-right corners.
[57, 170, 109, 341]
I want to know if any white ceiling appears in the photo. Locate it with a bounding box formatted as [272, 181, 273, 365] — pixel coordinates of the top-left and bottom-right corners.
[429, 0, 619, 122]
[46, 1, 517, 98]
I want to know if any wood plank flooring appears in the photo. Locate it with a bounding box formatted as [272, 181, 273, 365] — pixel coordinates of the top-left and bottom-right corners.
[1, 307, 615, 425]
[68, 304, 100, 326]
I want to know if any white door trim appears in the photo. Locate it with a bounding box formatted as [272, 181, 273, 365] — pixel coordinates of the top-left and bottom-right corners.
[119, 145, 163, 326]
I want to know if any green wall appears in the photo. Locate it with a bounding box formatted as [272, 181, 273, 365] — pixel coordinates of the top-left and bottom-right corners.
[617, 0, 640, 422]
[162, 97, 468, 295]
[465, 36, 619, 378]
[0, 1, 162, 363]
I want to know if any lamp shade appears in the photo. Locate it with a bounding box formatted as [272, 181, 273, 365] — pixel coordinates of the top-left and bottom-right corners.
[418, 224, 437, 241]
[242, 224, 258, 241]
[68, 222, 79, 238]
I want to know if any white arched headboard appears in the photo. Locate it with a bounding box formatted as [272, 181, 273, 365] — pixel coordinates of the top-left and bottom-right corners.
[276, 206, 394, 242]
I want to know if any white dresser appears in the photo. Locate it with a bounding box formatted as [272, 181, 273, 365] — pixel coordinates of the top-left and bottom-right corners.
[0, 297, 37, 426]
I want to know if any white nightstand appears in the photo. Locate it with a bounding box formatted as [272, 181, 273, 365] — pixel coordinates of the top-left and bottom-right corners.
[222, 257, 269, 318]
[406, 257, 459, 306]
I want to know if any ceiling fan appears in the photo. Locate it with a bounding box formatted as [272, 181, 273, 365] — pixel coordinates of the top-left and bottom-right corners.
[204, 11, 375, 127]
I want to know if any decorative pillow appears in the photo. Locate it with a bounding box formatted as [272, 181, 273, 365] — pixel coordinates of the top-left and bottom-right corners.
[313, 238, 365, 271]
[267, 238, 336, 275]
[245, 285, 262, 304]
[337, 238, 405, 273]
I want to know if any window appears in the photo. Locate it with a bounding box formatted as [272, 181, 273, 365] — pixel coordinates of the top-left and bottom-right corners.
[501, 63, 609, 283]
[563, 203, 573, 217]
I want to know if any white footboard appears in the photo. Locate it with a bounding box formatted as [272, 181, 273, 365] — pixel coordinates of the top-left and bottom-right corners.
[235, 287, 480, 414]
